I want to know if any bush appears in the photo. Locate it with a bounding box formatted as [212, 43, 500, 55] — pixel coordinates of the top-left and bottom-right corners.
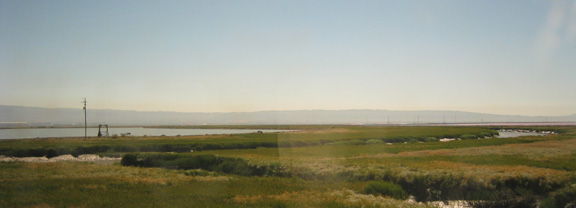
[180, 154, 220, 170]
[366, 139, 384, 144]
[71, 145, 111, 157]
[45, 148, 59, 158]
[363, 181, 408, 199]
[217, 159, 252, 176]
[0, 147, 64, 158]
[113, 145, 138, 152]
[478, 132, 493, 138]
[121, 153, 285, 177]
[541, 185, 576, 208]
[460, 134, 478, 140]
[382, 137, 409, 143]
[324, 140, 366, 146]
[121, 153, 139, 166]
[422, 137, 438, 142]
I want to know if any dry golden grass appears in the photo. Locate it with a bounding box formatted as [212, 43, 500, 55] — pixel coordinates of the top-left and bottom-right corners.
[0, 162, 232, 185]
[407, 161, 571, 180]
[231, 189, 431, 208]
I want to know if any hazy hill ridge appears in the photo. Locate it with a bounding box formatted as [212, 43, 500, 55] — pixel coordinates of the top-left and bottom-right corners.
[1, 105, 574, 126]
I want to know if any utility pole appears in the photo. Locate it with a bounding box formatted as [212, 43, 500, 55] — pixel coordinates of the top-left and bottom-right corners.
[82, 98, 87, 139]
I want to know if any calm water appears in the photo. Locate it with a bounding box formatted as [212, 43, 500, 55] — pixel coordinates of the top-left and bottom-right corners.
[0, 128, 548, 140]
[497, 131, 548, 138]
[0, 127, 289, 139]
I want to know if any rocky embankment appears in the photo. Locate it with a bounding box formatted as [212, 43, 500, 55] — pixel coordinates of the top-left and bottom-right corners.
[0, 154, 120, 162]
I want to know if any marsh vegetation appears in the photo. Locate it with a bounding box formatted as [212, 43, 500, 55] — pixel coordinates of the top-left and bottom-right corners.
[1, 126, 575, 207]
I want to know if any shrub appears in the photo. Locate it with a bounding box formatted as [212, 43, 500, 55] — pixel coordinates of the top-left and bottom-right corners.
[478, 132, 493, 138]
[217, 159, 252, 176]
[540, 185, 576, 208]
[188, 154, 221, 170]
[0, 148, 65, 158]
[112, 145, 138, 152]
[71, 145, 110, 157]
[382, 137, 409, 143]
[422, 137, 438, 142]
[121, 153, 139, 166]
[363, 181, 408, 200]
[45, 148, 59, 158]
[120, 153, 285, 177]
[460, 134, 478, 140]
[366, 139, 384, 144]
[325, 140, 366, 146]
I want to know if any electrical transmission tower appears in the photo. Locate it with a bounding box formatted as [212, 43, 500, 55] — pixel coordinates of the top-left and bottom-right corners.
[82, 98, 87, 139]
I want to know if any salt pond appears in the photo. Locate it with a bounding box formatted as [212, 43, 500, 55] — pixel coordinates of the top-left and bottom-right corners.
[0, 127, 552, 140]
[497, 130, 551, 138]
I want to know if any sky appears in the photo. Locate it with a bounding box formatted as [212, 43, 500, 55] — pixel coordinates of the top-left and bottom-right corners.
[1, 0, 575, 116]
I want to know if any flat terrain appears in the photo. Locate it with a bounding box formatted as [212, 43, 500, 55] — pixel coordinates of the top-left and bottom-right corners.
[1, 126, 575, 207]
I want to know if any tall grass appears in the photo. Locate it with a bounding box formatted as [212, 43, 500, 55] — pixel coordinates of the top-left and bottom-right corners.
[0, 162, 400, 208]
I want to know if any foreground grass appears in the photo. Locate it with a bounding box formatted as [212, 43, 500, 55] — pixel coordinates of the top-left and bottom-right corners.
[0, 162, 429, 208]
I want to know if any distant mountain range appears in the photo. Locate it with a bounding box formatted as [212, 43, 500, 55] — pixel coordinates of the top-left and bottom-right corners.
[1, 105, 575, 127]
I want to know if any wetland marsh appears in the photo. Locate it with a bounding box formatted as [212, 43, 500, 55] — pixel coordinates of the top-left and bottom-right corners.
[1, 125, 575, 207]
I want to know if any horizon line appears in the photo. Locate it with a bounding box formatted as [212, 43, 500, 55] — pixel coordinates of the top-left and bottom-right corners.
[1, 104, 575, 117]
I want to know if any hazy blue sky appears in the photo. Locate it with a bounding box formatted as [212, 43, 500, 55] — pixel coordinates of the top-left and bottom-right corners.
[1, 0, 575, 116]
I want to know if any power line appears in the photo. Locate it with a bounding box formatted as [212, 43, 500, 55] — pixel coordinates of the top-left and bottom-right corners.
[82, 98, 87, 139]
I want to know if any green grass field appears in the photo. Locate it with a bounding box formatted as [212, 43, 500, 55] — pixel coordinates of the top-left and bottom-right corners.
[1, 125, 575, 207]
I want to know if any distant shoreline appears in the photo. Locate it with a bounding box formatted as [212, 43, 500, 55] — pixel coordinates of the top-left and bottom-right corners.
[2, 122, 576, 130]
[414, 122, 576, 127]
